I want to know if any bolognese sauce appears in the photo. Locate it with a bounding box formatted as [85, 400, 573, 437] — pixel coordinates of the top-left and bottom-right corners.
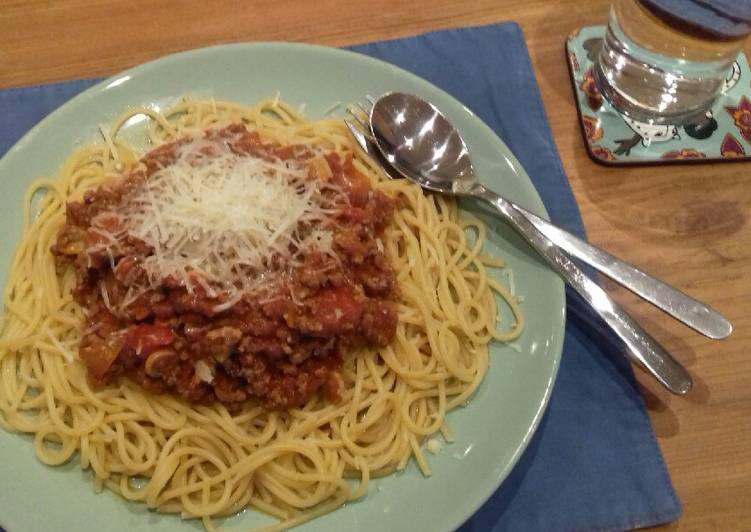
[52, 123, 398, 409]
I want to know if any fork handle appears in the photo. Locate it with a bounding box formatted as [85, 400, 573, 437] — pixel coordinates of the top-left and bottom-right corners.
[475, 186, 693, 395]
[510, 204, 732, 340]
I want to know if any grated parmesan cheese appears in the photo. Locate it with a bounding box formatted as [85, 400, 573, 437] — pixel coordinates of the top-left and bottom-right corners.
[89, 133, 345, 311]
[507, 341, 522, 353]
[194, 360, 214, 383]
[427, 439, 442, 454]
[505, 268, 516, 296]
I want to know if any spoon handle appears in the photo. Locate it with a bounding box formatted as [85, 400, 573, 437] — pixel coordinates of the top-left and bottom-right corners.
[476, 187, 693, 395]
[512, 204, 732, 340]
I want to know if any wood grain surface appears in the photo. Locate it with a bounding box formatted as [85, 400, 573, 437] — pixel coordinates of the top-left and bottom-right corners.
[1, 1, 749, 530]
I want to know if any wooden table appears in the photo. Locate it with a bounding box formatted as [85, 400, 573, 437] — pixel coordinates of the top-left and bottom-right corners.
[1, 1, 748, 529]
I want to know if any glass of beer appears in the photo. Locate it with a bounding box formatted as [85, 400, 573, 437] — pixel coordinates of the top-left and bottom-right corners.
[594, 0, 751, 124]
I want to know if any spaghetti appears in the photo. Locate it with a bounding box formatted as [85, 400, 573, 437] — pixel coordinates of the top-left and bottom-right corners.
[0, 97, 523, 530]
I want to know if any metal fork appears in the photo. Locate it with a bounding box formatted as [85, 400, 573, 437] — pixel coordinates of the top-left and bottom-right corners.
[344, 107, 732, 340]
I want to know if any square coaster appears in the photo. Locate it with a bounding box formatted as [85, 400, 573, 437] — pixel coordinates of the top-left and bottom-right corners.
[567, 25, 751, 164]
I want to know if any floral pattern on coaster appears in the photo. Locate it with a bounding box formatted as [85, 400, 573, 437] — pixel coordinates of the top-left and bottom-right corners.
[567, 25, 751, 165]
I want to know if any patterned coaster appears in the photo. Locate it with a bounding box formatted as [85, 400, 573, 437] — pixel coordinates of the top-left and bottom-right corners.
[567, 25, 751, 164]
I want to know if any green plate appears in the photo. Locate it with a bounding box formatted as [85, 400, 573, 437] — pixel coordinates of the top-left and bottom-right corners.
[0, 43, 565, 531]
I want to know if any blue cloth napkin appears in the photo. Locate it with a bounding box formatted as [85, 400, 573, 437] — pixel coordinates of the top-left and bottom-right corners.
[0, 22, 680, 532]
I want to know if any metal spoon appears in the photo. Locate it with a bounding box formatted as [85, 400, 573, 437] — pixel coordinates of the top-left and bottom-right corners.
[368, 91, 693, 394]
[345, 118, 731, 340]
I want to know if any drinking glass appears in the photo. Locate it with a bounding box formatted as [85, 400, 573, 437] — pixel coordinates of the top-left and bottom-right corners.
[594, 0, 751, 124]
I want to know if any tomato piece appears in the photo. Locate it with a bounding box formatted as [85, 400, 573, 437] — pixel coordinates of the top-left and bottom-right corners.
[337, 207, 368, 223]
[324, 152, 343, 174]
[79, 334, 124, 383]
[342, 174, 370, 207]
[124, 324, 176, 357]
[313, 285, 363, 335]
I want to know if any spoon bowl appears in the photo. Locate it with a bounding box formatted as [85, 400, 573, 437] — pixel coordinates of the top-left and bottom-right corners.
[370, 93, 479, 195]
